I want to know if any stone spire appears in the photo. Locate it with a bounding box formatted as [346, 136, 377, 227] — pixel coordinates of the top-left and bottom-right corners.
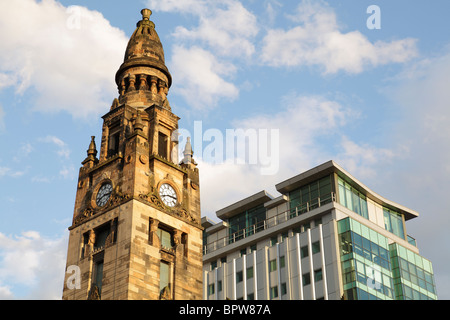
[181, 137, 197, 166]
[82, 136, 98, 168]
[115, 9, 172, 109]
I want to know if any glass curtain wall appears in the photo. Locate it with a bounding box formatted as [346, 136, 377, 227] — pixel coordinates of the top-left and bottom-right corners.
[390, 243, 437, 300]
[338, 217, 394, 300]
[338, 217, 437, 300]
[288, 175, 333, 217]
[228, 204, 266, 242]
[337, 177, 368, 219]
[383, 207, 405, 240]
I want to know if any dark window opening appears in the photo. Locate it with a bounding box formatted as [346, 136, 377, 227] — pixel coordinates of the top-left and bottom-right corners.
[157, 226, 174, 250]
[82, 219, 118, 258]
[108, 131, 120, 157]
[93, 258, 104, 294]
[158, 132, 168, 159]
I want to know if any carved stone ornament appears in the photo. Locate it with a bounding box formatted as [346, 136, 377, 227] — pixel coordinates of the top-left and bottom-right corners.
[87, 284, 101, 300]
[139, 192, 165, 210]
[72, 191, 130, 227]
[160, 286, 171, 300]
[139, 191, 199, 226]
[139, 154, 149, 164]
[73, 207, 94, 226]
[190, 181, 199, 190]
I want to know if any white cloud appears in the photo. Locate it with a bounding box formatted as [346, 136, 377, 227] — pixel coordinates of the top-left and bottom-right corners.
[0, 166, 27, 179]
[0, 231, 68, 299]
[149, 0, 258, 109]
[146, 0, 208, 15]
[171, 1, 258, 58]
[199, 93, 358, 217]
[0, 0, 128, 118]
[13, 143, 34, 162]
[39, 135, 71, 160]
[0, 285, 14, 300]
[260, 0, 418, 73]
[148, 0, 258, 58]
[38, 135, 76, 180]
[350, 49, 450, 299]
[335, 136, 396, 180]
[170, 45, 239, 109]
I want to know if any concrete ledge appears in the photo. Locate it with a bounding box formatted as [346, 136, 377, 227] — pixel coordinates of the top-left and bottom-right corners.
[216, 190, 274, 220]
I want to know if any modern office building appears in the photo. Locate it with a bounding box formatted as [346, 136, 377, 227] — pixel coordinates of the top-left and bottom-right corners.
[202, 160, 437, 300]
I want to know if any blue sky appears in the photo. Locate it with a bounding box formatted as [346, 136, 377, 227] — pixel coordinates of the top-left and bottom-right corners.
[1, 0, 450, 299]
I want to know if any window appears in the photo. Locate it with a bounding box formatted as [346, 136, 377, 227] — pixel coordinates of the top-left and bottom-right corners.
[93, 257, 104, 294]
[383, 208, 405, 239]
[269, 259, 277, 272]
[300, 245, 309, 258]
[312, 241, 321, 254]
[240, 248, 247, 257]
[280, 256, 285, 268]
[302, 223, 311, 232]
[281, 283, 287, 296]
[208, 284, 215, 296]
[246, 267, 254, 279]
[247, 293, 254, 300]
[108, 131, 120, 157]
[211, 261, 217, 270]
[94, 226, 109, 250]
[338, 222, 399, 300]
[338, 177, 368, 219]
[157, 228, 174, 249]
[158, 132, 168, 159]
[270, 236, 278, 246]
[289, 175, 332, 217]
[292, 226, 301, 234]
[218, 281, 222, 292]
[270, 286, 278, 299]
[160, 261, 171, 299]
[83, 219, 117, 258]
[314, 268, 323, 282]
[236, 271, 243, 283]
[229, 204, 266, 242]
[302, 272, 311, 286]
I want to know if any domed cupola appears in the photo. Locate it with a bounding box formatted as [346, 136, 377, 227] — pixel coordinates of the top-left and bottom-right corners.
[115, 9, 172, 109]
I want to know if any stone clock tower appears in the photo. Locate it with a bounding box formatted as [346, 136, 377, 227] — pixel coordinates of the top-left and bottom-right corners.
[62, 9, 202, 300]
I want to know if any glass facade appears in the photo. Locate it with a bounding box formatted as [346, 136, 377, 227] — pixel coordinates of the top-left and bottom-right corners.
[289, 175, 333, 216]
[390, 243, 437, 300]
[383, 207, 405, 240]
[228, 204, 266, 242]
[338, 177, 368, 219]
[338, 218, 394, 300]
[338, 217, 437, 300]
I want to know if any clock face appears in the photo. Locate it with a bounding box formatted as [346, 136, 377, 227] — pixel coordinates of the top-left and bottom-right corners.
[159, 183, 177, 207]
[96, 183, 113, 207]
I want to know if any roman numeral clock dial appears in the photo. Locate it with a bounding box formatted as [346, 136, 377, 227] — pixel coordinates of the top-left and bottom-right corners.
[96, 183, 113, 207]
[159, 183, 177, 207]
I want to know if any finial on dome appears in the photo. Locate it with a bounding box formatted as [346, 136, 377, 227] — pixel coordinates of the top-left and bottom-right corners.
[141, 8, 152, 21]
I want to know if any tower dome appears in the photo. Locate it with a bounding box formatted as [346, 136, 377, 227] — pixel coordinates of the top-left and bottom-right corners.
[115, 9, 172, 108]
